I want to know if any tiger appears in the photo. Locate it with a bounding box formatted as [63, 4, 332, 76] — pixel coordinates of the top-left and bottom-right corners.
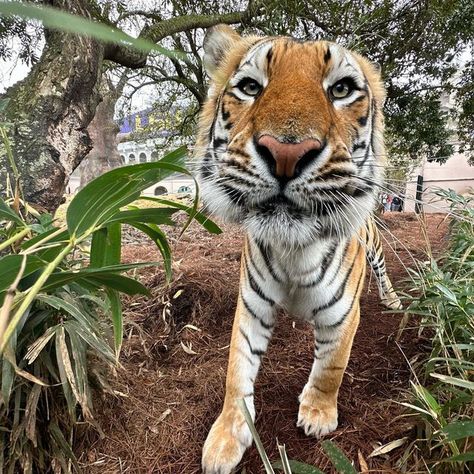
[195, 25, 401, 474]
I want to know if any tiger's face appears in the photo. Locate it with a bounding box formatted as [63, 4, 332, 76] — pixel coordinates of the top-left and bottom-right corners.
[196, 26, 386, 248]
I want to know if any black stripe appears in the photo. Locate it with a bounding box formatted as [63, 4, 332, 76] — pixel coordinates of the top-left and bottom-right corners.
[322, 273, 364, 329]
[352, 95, 367, 104]
[324, 47, 331, 63]
[352, 141, 366, 152]
[220, 184, 245, 204]
[239, 327, 266, 356]
[358, 115, 368, 126]
[213, 137, 227, 149]
[315, 337, 337, 345]
[245, 263, 275, 305]
[225, 91, 243, 101]
[242, 295, 274, 330]
[237, 347, 255, 365]
[312, 243, 360, 317]
[255, 240, 282, 283]
[312, 384, 331, 394]
[201, 152, 213, 179]
[247, 243, 264, 280]
[299, 242, 338, 288]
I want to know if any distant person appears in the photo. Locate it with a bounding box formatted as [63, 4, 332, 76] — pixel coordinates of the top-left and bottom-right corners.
[381, 193, 388, 213]
[385, 194, 392, 212]
[391, 195, 402, 212]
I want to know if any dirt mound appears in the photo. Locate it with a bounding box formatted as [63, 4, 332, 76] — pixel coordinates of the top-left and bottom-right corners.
[77, 214, 448, 473]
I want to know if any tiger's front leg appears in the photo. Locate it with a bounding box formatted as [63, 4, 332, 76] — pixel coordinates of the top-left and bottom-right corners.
[297, 302, 360, 437]
[298, 242, 365, 438]
[202, 250, 277, 474]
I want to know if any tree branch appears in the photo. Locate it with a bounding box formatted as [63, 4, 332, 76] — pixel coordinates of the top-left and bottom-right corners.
[104, 8, 254, 69]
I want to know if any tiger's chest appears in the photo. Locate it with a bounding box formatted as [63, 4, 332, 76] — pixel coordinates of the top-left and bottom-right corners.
[246, 235, 355, 322]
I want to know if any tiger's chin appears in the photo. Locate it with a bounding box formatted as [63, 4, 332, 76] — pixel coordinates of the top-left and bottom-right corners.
[200, 181, 376, 249]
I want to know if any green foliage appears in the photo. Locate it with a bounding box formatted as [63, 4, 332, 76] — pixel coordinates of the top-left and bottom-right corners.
[400, 190, 474, 473]
[0, 1, 184, 61]
[239, 399, 357, 474]
[0, 143, 220, 471]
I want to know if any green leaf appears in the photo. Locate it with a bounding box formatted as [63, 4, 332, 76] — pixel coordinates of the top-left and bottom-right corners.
[442, 452, 474, 462]
[430, 373, 474, 390]
[433, 282, 458, 304]
[0, 98, 10, 113]
[66, 147, 188, 237]
[90, 223, 121, 268]
[106, 207, 178, 227]
[86, 274, 150, 296]
[42, 262, 154, 292]
[36, 294, 96, 331]
[273, 460, 324, 474]
[0, 255, 44, 305]
[440, 421, 474, 442]
[130, 222, 172, 281]
[21, 228, 69, 250]
[0, 2, 185, 61]
[106, 289, 123, 358]
[64, 320, 115, 363]
[0, 197, 23, 225]
[48, 420, 80, 470]
[321, 441, 357, 474]
[141, 197, 222, 234]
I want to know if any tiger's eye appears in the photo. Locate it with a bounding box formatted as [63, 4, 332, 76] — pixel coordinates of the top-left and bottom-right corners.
[330, 79, 353, 99]
[237, 78, 262, 97]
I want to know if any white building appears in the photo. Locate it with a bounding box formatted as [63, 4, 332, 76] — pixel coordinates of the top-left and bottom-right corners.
[404, 85, 474, 213]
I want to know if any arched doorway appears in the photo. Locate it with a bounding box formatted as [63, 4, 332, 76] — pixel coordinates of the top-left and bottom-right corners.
[139, 152, 147, 163]
[154, 186, 168, 196]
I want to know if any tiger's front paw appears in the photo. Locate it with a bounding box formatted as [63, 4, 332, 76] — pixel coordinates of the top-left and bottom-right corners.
[382, 297, 403, 310]
[297, 386, 338, 438]
[202, 411, 252, 474]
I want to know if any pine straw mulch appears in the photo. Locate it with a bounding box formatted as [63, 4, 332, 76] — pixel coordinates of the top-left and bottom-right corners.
[76, 213, 449, 474]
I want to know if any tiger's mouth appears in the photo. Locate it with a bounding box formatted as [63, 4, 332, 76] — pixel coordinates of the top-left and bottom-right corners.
[254, 194, 299, 213]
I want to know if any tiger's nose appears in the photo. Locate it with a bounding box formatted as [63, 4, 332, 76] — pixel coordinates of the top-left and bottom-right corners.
[257, 135, 322, 179]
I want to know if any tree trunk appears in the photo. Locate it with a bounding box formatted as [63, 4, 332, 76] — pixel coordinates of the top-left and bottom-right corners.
[0, 0, 103, 213]
[78, 77, 125, 188]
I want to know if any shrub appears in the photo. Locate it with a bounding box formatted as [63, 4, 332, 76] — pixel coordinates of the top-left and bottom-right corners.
[400, 189, 474, 473]
[0, 132, 220, 471]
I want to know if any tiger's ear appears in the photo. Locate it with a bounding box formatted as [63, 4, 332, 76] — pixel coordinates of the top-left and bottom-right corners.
[203, 25, 241, 77]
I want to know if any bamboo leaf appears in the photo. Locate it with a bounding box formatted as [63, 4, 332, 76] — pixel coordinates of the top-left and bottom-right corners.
[0, 197, 23, 225]
[368, 438, 407, 458]
[54, 327, 76, 419]
[130, 222, 172, 281]
[0, 255, 44, 304]
[42, 262, 154, 293]
[273, 460, 324, 474]
[90, 223, 121, 267]
[276, 443, 292, 474]
[430, 373, 474, 390]
[106, 289, 123, 358]
[321, 441, 357, 474]
[442, 452, 474, 462]
[141, 197, 222, 234]
[66, 147, 188, 237]
[440, 421, 474, 442]
[106, 207, 178, 227]
[86, 274, 150, 296]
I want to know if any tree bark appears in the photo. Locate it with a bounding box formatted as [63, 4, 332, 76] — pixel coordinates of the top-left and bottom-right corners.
[78, 75, 126, 188]
[0, 0, 102, 212]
